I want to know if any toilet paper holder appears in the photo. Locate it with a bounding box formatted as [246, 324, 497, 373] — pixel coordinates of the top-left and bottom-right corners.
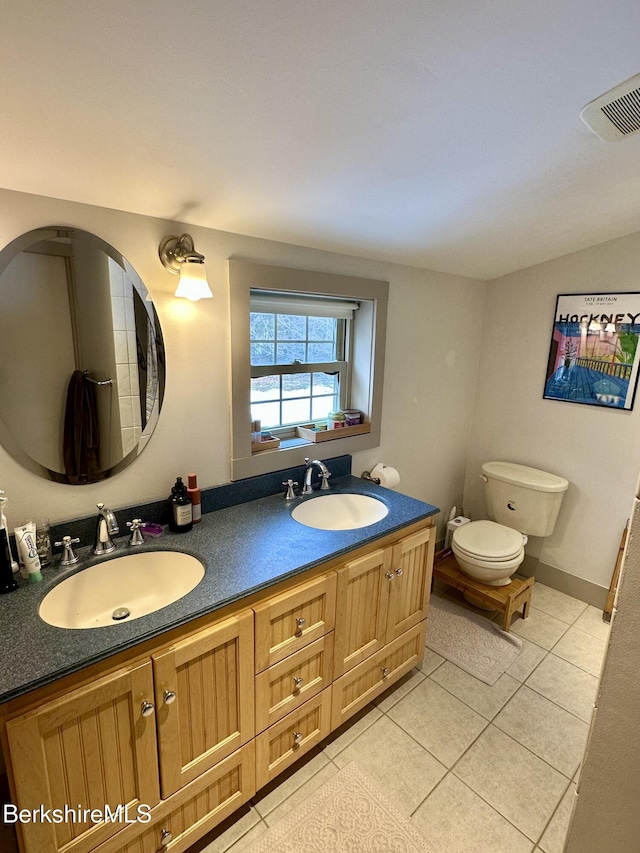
[361, 469, 381, 484]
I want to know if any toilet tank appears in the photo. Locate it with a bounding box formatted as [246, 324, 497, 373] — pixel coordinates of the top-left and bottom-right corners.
[482, 462, 569, 537]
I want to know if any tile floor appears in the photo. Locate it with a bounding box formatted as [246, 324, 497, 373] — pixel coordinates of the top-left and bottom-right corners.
[195, 581, 609, 853]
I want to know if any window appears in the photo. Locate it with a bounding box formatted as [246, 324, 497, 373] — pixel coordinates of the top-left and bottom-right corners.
[249, 292, 357, 431]
[229, 260, 388, 479]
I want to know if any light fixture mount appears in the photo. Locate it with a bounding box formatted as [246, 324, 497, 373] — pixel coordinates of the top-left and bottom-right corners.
[158, 233, 205, 275]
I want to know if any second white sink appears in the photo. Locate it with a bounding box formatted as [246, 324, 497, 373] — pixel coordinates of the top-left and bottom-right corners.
[39, 551, 205, 629]
[291, 493, 388, 530]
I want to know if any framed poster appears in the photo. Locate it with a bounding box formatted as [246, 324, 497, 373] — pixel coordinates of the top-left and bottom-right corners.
[544, 293, 640, 410]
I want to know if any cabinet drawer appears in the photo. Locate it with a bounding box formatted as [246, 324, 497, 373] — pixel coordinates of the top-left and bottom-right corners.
[254, 573, 336, 672]
[93, 742, 256, 853]
[255, 688, 332, 789]
[255, 633, 334, 733]
[331, 620, 426, 729]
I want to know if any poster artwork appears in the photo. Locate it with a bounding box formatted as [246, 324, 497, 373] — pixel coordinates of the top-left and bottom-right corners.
[544, 293, 640, 410]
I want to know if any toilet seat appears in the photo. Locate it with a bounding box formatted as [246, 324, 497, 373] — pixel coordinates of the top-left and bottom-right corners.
[451, 520, 526, 586]
[452, 520, 525, 562]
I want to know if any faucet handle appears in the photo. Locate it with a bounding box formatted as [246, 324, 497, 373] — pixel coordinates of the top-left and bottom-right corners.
[54, 535, 81, 567]
[282, 480, 298, 500]
[126, 519, 146, 546]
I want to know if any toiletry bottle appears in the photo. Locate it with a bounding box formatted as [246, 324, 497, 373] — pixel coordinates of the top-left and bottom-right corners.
[0, 491, 19, 574]
[187, 473, 202, 523]
[168, 477, 193, 533]
[0, 528, 18, 593]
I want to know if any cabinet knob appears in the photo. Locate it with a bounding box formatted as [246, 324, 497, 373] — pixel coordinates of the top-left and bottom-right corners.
[385, 572, 395, 581]
[395, 568, 404, 577]
[295, 616, 306, 634]
[293, 730, 303, 746]
[293, 675, 304, 691]
[160, 827, 172, 845]
[163, 690, 177, 705]
[381, 667, 389, 678]
[141, 700, 155, 717]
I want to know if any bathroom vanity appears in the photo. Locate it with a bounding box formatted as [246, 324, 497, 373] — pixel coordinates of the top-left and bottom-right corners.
[0, 478, 437, 853]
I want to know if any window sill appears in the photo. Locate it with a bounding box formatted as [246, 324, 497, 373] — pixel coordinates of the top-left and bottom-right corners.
[233, 427, 380, 480]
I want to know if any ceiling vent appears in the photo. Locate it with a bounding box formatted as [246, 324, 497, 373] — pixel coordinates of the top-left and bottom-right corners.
[580, 72, 640, 141]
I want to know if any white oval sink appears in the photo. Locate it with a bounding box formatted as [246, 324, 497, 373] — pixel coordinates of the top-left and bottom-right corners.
[39, 551, 205, 629]
[291, 493, 388, 530]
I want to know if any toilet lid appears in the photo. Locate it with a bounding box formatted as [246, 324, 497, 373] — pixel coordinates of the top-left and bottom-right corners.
[453, 520, 524, 560]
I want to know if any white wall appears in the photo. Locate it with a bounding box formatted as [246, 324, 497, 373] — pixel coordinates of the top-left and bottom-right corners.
[463, 231, 640, 592]
[0, 188, 486, 536]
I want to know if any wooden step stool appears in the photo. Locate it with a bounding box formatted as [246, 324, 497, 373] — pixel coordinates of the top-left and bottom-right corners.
[433, 551, 534, 632]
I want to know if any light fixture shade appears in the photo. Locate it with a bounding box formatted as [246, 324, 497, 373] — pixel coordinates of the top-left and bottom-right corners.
[175, 262, 213, 301]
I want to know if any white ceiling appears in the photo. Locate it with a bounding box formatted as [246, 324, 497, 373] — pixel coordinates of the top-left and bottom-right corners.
[2, 0, 640, 280]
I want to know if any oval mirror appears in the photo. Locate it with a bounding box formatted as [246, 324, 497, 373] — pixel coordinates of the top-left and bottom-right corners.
[0, 227, 165, 484]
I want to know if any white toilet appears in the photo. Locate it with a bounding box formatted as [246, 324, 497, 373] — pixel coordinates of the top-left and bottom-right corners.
[452, 461, 569, 586]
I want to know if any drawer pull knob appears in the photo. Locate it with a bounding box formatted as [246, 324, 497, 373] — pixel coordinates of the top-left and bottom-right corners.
[293, 730, 303, 746]
[395, 568, 404, 577]
[293, 675, 304, 691]
[163, 690, 177, 705]
[141, 700, 155, 717]
[381, 667, 389, 678]
[295, 616, 306, 634]
[385, 572, 395, 581]
[160, 827, 172, 845]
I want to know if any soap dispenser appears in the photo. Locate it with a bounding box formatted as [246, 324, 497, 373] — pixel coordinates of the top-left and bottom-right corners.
[168, 477, 193, 533]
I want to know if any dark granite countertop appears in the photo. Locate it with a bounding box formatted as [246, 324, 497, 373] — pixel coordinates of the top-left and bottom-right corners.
[0, 476, 438, 705]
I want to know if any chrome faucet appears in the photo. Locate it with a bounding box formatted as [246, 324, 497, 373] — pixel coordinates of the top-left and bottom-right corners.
[92, 503, 119, 555]
[301, 458, 331, 495]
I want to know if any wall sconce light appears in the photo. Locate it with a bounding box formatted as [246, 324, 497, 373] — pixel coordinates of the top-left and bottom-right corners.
[158, 233, 213, 301]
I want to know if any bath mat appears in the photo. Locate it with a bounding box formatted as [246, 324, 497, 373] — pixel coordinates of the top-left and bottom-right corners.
[426, 595, 522, 685]
[244, 763, 437, 853]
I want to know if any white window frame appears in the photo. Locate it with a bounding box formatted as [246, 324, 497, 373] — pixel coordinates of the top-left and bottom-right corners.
[250, 290, 354, 432]
[229, 259, 388, 480]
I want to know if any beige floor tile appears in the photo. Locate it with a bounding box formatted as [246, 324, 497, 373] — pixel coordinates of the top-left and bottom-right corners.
[374, 667, 426, 711]
[552, 625, 607, 676]
[224, 822, 269, 852]
[200, 805, 263, 853]
[573, 605, 611, 641]
[505, 637, 547, 682]
[429, 661, 521, 720]
[511, 607, 570, 650]
[412, 773, 534, 853]
[262, 762, 338, 827]
[332, 715, 447, 813]
[419, 646, 446, 676]
[525, 654, 597, 723]
[539, 783, 577, 853]
[493, 686, 589, 778]
[322, 704, 382, 759]
[530, 583, 588, 624]
[387, 678, 488, 768]
[251, 748, 329, 818]
[453, 726, 568, 842]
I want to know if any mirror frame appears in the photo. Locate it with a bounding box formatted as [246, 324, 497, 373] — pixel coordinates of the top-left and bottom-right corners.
[0, 226, 166, 484]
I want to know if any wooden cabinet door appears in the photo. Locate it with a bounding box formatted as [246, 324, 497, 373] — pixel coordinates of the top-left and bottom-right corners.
[6, 661, 160, 853]
[152, 610, 254, 799]
[386, 526, 434, 642]
[333, 548, 390, 678]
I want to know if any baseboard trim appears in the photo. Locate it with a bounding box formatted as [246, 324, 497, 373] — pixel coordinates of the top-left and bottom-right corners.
[519, 555, 608, 608]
